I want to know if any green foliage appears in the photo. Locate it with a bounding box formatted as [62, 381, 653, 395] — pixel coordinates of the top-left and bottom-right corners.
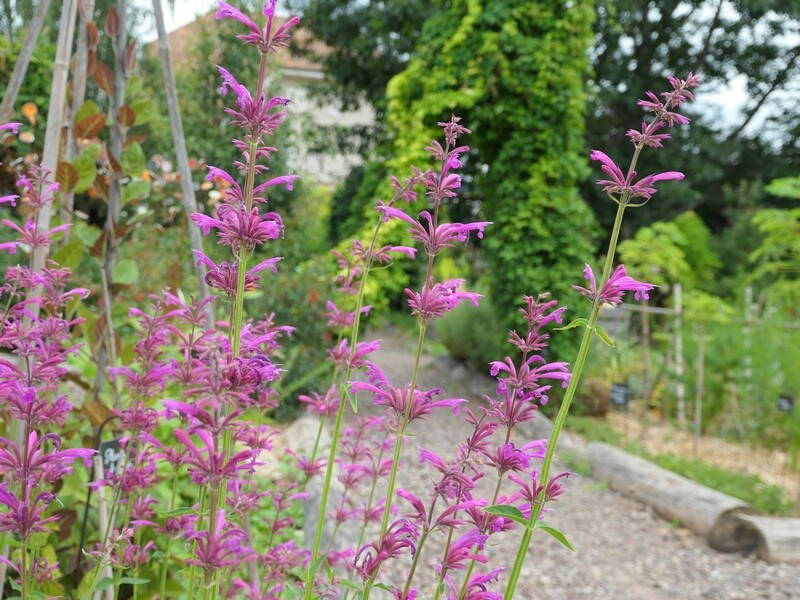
[564, 415, 624, 446]
[711, 180, 765, 298]
[641, 452, 793, 517]
[618, 211, 721, 294]
[258, 256, 335, 420]
[328, 164, 369, 246]
[618, 221, 691, 288]
[672, 211, 722, 292]
[749, 178, 800, 311]
[0, 32, 56, 154]
[766, 177, 800, 200]
[350, 0, 598, 360]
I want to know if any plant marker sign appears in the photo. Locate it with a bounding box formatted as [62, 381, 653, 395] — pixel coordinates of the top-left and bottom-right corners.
[611, 382, 630, 407]
[777, 394, 795, 413]
[99, 437, 133, 476]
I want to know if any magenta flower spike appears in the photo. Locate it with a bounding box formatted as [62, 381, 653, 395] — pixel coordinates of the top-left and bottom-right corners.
[406, 279, 481, 324]
[573, 263, 655, 306]
[590, 149, 684, 203]
[216, 0, 300, 55]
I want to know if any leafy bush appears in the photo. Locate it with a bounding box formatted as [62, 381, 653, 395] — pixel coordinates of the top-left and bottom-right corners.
[433, 284, 507, 371]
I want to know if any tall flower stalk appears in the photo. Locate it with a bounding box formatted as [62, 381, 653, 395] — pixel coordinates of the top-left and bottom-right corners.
[502, 72, 700, 599]
[304, 182, 420, 597]
[357, 117, 489, 599]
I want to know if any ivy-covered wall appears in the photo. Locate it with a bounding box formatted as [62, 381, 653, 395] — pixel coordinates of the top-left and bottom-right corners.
[356, 0, 598, 356]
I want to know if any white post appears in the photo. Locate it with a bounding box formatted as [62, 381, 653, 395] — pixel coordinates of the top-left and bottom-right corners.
[694, 327, 705, 460]
[743, 285, 753, 410]
[674, 283, 686, 429]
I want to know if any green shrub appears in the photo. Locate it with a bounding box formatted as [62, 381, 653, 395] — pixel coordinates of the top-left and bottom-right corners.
[433, 286, 507, 371]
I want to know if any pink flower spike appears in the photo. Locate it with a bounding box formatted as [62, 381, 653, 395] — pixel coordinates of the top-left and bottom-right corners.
[0, 122, 21, 134]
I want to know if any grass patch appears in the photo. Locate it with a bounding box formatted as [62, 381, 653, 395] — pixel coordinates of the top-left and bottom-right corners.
[639, 451, 793, 517]
[564, 416, 793, 516]
[564, 415, 624, 446]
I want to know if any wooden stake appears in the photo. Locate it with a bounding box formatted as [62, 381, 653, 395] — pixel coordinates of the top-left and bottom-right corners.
[675, 283, 686, 429]
[152, 0, 213, 328]
[694, 327, 705, 460]
[30, 0, 78, 278]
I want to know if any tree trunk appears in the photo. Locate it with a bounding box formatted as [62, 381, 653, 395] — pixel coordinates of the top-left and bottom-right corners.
[103, 0, 127, 287]
[588, 441, 760, 548]
[0, 0, 53, 122]
[152, 0, 213, 328]
[730, 515, 800, 564]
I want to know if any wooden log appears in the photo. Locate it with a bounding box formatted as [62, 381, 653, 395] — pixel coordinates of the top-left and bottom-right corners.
[730, 515, 800, 564]
[586, 441, 760, 548]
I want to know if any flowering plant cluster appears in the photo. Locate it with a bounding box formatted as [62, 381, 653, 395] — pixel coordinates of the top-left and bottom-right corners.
[0, 2, 698, 598]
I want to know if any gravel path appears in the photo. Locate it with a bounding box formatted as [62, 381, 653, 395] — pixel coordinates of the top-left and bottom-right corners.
[341, 327, 800, 599]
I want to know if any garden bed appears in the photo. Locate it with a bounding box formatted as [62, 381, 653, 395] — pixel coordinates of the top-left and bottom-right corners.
[603, 406, 800, 512]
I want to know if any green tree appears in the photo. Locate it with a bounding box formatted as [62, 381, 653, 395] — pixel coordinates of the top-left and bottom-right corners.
[749, 176, 800, 313]
[357, 0, 597, 358]
[588, 0, 800, 238]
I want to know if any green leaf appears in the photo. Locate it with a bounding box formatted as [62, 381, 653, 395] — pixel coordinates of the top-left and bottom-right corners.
[119, 577, 150, 585]
[484, 504, 528, 525]
[535, 521, 576, 551]
[51, 238, 85, 270]
[75, 222, 102, 247]
[158, 507, 197, 518]
[120, 142, 146, 176]
[126, 75, 144, 97]
[347, 389, 358, 414]
[72, 144, 101, 194]
[303, 556, 326, 586]
[112, 259, 139, 285]
[555, 318, 589, 331]
[26, 531, 50, 550]
[122, 178, 151, 204]
[74, 99, 102, 124]
[95, 577, 115, 591]
[130, 98, 157, 125]
[593, 325, 616, 348]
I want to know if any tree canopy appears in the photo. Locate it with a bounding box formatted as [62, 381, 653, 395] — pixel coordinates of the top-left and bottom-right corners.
[587, 0, 800, 236]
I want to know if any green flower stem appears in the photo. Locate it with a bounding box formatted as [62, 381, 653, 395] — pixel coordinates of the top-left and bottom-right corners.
[353, 428, 389, 552]
[303, 217, 388, 600]
[186, 484, 208, 600]
[158, 472, 180, 600]
[84, 453, 132, 600]
[503, 200, 627, 600]
[20, 537, 28, 600]
[363, 323, 427, 600]
[456, 475, 506, 600]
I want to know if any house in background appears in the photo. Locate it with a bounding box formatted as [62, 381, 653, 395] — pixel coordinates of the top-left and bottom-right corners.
[147, 11, 373, 188]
